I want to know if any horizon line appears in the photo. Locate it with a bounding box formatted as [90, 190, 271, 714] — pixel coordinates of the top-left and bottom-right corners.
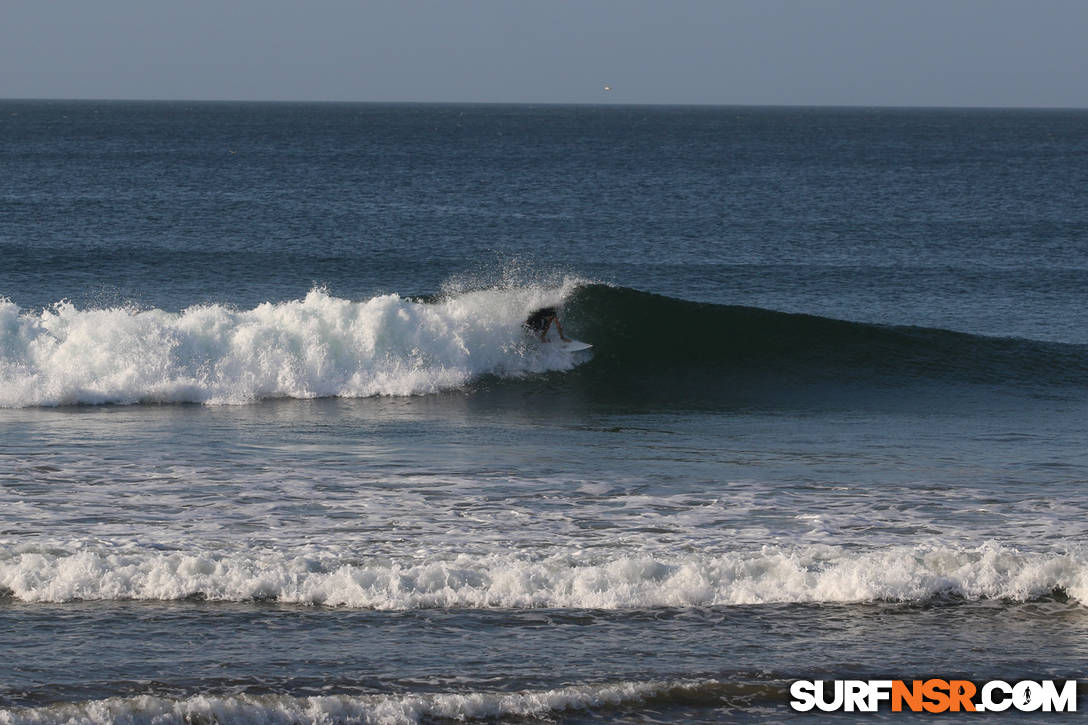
[2, 96, 1087, 112]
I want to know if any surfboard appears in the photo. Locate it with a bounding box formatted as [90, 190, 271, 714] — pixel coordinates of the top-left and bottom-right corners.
[557, 339, 593, 352]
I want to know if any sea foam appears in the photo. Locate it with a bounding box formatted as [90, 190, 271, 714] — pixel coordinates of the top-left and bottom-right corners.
[0, 283, 583, 407]
[0, 679, 718, 725]
[1, 541, 1083, 608]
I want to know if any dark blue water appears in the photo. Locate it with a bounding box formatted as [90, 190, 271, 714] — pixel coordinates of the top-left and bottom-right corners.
[1, 101, 1087, 722]
[5, 102, 1088, 340]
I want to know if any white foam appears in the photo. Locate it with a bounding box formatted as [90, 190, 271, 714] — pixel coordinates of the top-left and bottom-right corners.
[0, 282, 586, 407]
[2, 541, 1084, 608]
[0, 679, 709, 725]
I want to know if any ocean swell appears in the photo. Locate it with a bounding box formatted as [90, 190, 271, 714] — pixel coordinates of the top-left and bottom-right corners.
[564, 284, 1088, 387]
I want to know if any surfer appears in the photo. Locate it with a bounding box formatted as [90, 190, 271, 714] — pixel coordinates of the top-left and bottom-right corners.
[524, 306, 570, 342]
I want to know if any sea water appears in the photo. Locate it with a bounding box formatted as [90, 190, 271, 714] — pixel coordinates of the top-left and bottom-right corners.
[1, 101, 1087, 722]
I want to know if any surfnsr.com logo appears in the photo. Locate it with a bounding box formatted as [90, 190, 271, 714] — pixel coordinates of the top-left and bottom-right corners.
[789, 679, 1078, 713]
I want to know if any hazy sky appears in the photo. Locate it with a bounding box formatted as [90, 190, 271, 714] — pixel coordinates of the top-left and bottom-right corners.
[3, 0, 1086, 107]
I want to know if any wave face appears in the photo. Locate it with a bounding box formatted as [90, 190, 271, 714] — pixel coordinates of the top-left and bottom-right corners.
[563, 285, 1088, 388]
[3, 283, 1086, 408]
[2, 541, 1083, 608]
[0, 283, 584, 407]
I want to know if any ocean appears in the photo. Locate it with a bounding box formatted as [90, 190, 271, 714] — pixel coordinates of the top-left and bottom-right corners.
[1, 101, 1086, 722]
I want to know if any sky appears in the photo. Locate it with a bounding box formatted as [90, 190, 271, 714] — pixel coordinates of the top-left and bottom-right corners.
[2, 0, 1086, 108]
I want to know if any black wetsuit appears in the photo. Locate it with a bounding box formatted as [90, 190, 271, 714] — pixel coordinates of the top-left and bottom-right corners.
[524, 307, 557, 333]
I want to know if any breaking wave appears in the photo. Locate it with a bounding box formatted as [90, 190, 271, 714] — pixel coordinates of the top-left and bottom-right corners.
[0, 678, 757, 725]
[3, 282, 1086, 408]
[2, 541, 1084, 608]
[0, 282, 584, 407]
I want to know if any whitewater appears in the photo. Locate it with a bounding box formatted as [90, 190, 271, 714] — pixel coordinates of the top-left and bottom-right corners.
[3, 540, 1086, 608]
[1, 679, 736, 725]
[0, 283, 584, 407]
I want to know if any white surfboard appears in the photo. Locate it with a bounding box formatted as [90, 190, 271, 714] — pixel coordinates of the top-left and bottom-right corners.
[556, 339, 593, 352]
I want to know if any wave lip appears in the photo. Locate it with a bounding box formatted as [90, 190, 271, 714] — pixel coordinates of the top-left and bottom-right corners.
[2, 542, 1084, 609]
[0, 283, 583, 407]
